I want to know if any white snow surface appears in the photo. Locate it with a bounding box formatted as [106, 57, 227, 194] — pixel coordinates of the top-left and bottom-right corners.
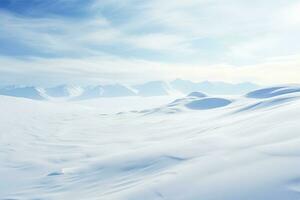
[1, 86, 300, 200]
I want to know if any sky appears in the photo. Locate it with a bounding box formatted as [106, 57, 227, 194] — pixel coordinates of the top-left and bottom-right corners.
[0, 0, 300, 86]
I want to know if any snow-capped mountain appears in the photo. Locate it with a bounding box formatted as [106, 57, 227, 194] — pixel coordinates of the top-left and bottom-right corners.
[171, 79, 259, 95]
[0, 86, 46, 100]
[133, 81, 172, 96]
[0, 80, 260, 101]
[73, 84, 136, 100]
[74, 85, 104, 100]
[101, 84, 136, 97]
[45, 85, 83, 98]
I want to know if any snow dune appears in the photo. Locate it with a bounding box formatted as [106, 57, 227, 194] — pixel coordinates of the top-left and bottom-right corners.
[185, 98, 232, 110]
[187, 91, 207, 98]
[137, 92, 233, 114]
[246, 85, 300, 99]
[1, 86, 300, 199]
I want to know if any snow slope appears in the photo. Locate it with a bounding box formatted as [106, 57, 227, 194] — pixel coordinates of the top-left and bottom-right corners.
[1, 85, 300, 200]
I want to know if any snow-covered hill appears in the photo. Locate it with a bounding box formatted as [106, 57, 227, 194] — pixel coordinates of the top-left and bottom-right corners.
[1, 85, 300, 199]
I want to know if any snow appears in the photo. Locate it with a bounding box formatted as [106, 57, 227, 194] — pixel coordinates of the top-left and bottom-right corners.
[185, 97, 232, 110]
[246, 85, 300, 98]
[0, 86, 46, 100]
[187, 91, 207, 98]
[1, 85, 300, 199]
[133, 81, 172, 96]
[0, 81, 260, 101]
[45, 85, 84, 98]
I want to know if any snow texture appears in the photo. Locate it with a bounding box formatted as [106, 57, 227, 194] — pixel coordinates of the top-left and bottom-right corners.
[1, 85, 300, 200]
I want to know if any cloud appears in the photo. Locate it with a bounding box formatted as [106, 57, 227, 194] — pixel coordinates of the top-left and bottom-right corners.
[0, 54, 299, 86]
[0, 11, 114, 56]
[0, 0, 300, 85]
[282, 1, 300, 26]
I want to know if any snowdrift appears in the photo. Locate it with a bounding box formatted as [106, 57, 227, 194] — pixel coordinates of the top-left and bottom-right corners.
[137, 92, 232, 114]
[1, 85, 300, 200]
[246, 85, 300, 99]
[187, 91, 207, 98]
[185, 98, 232, 110]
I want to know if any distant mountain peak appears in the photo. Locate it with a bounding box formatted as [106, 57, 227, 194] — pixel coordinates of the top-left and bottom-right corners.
[0, 80, 260, 100]
[170, 79, 259, 95]
[133, 81, 171, 97]
[0, 86, 46, 100]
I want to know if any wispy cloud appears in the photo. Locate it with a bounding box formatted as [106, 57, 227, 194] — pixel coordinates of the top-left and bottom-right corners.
[1, 54, 300, 86]
[0, 0, 300, 85]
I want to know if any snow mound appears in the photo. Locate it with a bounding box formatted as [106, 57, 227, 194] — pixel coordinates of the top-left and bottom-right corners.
[187, 91, 207, 98]
[2, 86, 300, 200]
[246, 86, 300, 99]
[236, 96, 299, 113]
[185, 97, 232, 110]
[138, 95, 232, 115]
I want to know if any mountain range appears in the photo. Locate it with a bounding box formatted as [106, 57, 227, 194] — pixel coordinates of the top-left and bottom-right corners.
[0, 80, 260, 101]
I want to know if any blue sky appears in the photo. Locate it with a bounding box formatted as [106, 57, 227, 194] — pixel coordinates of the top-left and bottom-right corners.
[0, 0, 300, 86]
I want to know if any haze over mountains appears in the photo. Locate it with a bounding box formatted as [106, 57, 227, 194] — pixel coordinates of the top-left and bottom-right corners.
[0, 80, 259, 100]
